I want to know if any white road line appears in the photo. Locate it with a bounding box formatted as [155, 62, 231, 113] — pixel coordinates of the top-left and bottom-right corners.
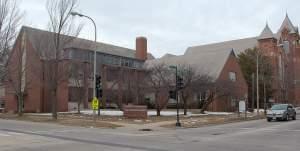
[6, 132, 24, 135]
[31, 129, 79, 134]
[0, 133, 10, 137]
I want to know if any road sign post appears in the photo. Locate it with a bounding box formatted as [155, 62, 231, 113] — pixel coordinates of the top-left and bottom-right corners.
[92, 97, 99, 121]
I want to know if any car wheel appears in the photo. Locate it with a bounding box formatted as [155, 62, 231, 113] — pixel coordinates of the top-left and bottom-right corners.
[292, 115, 296, 120]
[285, 114, 289, 121]
[267, 118, 272, 122]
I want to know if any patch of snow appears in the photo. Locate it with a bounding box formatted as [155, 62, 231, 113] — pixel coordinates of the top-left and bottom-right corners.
[25, 113, 52, 116]
[148, 111, 190, 116]
[253, 109, 266, 113]
[204, 111, 233, 115]
[80, 110, 123, 116]
[78, 110, 233, 116]
[134, 120, 142, 123]
[79, 110, 191, 116]
[26, 110, 234, 117]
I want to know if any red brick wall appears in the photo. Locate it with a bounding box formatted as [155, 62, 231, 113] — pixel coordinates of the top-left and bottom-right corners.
[4, 30, 43, 113]
[209, 53, 248, 112]
[258, 38, 281, 102]
[23, 35, 42, 112]
[4, 33, 22, 113]
[57, 60, 69, 112]
[293, 45, 300, 106]
[5, 30, 70, 113]
[257, 30, 300, 107]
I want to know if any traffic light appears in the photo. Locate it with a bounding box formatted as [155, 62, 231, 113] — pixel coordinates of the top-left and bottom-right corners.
[95, 75, 102, 98]
[169, 90, 176, 99]
[176, 76, 184, 90]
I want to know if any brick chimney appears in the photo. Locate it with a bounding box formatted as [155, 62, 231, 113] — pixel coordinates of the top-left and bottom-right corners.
[135, 37, 147, 60]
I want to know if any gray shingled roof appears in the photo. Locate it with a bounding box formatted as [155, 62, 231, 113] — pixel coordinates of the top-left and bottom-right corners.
[185, 37, 258, 55]
[258, 24, 275, 40]
[146, 48, 235, 80]
[146, 37, 258, 80]
[22, 26, 154, 60]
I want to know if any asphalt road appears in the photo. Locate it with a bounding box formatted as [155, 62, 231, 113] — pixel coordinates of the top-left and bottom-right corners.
[0, 115, 299, 151]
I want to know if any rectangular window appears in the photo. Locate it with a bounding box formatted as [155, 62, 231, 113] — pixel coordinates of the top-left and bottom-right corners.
[283, 41, 290, 54]
[229, 72, 236, 82]
[128, 59, 133, 67]
[112, 56, 120, 65]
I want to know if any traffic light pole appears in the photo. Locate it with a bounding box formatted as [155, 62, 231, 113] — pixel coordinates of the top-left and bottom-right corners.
[169, 65, 181, 127]
[175, 66, 181, 127]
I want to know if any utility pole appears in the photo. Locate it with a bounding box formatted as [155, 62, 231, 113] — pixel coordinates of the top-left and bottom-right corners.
[169, 65, 181, 127]
[252, 73, 255, 111]
[245, 94, 248, 119]
[263, 76, 267, 115]
[256, 50, 260, 115]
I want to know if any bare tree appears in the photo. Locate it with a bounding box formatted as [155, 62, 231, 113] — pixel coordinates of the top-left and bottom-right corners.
[176, 65, 240, 114]
[177, 64, 213, 115]
[6, 30, 39, 116]
[0, 0, 22, 81]
[68, 61, 91, 113]
[145, 63, 172, 116]
[46, 0, 82, 119]
[121, 68, 148, 106]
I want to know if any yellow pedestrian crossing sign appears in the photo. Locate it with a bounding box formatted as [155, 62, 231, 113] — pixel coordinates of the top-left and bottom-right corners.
[92, 97, 99, 110]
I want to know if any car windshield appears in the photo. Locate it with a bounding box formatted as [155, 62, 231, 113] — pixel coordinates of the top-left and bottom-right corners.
[271, 104, 288, 110]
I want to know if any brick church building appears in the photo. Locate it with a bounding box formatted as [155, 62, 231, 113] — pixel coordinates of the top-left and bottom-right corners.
[149, 14, 300, 111]
[257, 14, 300, 106]
[180, 14, 300, 107]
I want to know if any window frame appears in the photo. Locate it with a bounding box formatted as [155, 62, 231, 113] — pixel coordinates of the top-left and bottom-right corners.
[229, 71, 237, 82]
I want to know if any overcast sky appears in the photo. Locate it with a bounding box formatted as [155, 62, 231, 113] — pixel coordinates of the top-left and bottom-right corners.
[20, 0, 300, 58]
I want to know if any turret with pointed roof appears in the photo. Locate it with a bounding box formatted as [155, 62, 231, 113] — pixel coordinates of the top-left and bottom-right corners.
[258, 23, 275, 40]
[278, 13, 296, 34]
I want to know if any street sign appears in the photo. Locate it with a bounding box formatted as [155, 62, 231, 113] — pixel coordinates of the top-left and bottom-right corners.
[92, 97, 99, 110]
[239, 100, 246, 112]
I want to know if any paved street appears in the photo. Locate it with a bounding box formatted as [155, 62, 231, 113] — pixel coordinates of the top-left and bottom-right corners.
[0, 115, 299, 151]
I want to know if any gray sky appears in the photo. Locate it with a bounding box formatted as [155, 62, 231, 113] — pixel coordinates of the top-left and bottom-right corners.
[20, 0, 300, 58]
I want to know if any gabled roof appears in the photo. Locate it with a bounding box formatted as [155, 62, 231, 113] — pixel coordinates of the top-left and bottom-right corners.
[146, 48, 236, 80]
[258, 24, 275, 40]
[161, 53, 177, 59]
[21, 26, 155, 60]
[277, 14, 296, 34]
[185, 37, 258, 55]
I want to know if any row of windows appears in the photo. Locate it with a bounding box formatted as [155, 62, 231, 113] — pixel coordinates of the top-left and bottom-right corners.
[66, 49, 143, 68]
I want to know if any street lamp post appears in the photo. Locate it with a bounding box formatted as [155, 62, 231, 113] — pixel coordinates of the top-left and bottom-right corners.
[256, 50, 259, 115]
[71, 12, 98, 115]
[169, 65, 181, 127]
